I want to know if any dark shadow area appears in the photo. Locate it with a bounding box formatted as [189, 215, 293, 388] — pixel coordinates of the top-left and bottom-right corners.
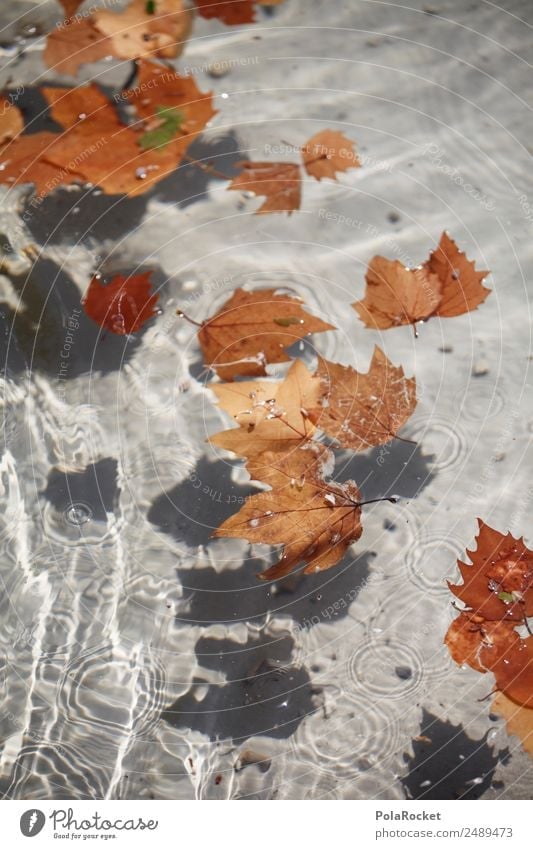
[335, 440, 435, 501]
[154, 131, 247, 209]
[176, 549, 375, 628]
[402, 709, 510, 800]
[147, 456, 256, 547]
[162, 632, 317, 742]
[0, 258, 160, 378]
[42, 458, 120, 521]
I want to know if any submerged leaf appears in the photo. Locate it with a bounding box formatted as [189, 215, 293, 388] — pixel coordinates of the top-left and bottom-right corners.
[228, 161, 302, 214]
[83, 271, 158, 335]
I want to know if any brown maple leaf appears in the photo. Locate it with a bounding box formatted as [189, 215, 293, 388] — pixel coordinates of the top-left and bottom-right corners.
[306, 346, 416, 450]
[448, 520, 533, 622]
[301, 129, 360, 181]
[0, 67, 214, 198]
[93, 0, 193, 62]
[44, 20, 113, 76]
[209, 358, 321, 461]
[82, 271, 158, 334]
[492, 692, 533, 757]
[192, 287, 335, 380]
[228, 162, 302, 214]
[353, 232, 490, 331]
[214, 442, 364, 580]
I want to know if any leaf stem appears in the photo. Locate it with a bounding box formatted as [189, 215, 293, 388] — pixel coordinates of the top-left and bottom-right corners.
[176, 309, 203, 327]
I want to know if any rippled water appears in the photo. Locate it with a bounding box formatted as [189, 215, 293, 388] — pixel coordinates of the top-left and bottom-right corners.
[0, 0, 532, 799]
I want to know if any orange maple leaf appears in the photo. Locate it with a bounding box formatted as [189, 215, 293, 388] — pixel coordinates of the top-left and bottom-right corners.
[214, 442, 363, 580]
[353, 232, 490, 331]
[448, 520, 533, 622]
[306, 347, 417, 450]
[301, 129, 360, 181]
[193, 287, 335, 380]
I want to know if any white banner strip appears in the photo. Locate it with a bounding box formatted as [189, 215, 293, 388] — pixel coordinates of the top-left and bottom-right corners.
[1, 799, 530, 849]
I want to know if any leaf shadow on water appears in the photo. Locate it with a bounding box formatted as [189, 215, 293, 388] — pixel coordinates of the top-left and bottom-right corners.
[335, 438, 436, 501]
[162, 632, 318, 743]
[42, 458, 120, 522]
[402, 709, 510, 800]
[0, 257, 160, 377]
[21, 131, 246, 247]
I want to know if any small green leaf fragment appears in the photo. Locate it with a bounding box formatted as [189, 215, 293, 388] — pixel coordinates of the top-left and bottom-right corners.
[273, 316, 303, 327]
[139, 105, 184, 150]
[498, 591, 514, 603]
[146, 0, 156, 13]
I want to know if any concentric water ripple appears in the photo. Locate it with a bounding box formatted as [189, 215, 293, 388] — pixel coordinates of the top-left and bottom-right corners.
[405, 415, 467, 473]
[348, 639, 425, 702]
[405, 529, 466, 599]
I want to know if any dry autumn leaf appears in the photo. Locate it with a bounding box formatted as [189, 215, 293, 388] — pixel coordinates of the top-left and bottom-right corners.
[301, 129, 360, 181]
[195, 0, 284, 25]
[209, 358, 321, 461]
[82, 271, 159, 334]
[46, 0, 193, 74]
[306, 347, 417, 450]
[44, 20, 114, 76]
[228, 161, 302, 214]
[214, 442, 364, 580]
[492, 692, 533, 757]
[191, 287, 335, 380]
[353, 232, 490, 331]
[93, 0, 193, 61]
[0, 65, 215, 197]
[448, 520, 533, 622]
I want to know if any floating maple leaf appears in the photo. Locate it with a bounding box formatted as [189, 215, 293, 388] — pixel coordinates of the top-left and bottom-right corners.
[209, 358, 321, 461]
[214, 442, 364, 580]
[46, 0, 192, 74]
[448, 520, 533, 622]
[195, 0, 284, 25]
[228, 162, 302, 214]
[0, 65, 214, 197]
[306, 347, 416, 450]
[191, 287, 335, 380]
[82, 271, 158, 335]
[301, 129, 360, 181]
[353, 232, 490, 332]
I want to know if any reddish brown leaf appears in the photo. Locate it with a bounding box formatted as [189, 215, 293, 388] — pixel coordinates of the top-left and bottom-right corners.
[214, 442, 363, 580]
[195, 0, 256, 24]
[209, 359, 321, 460]
[82, 271, 158, 335]
[306, 347, 417, 450]
[448, 520, 533, 621]
[353, 232, 490, 330]
[445, 612, 518, 674]
[228, 161, 302, 214]
[195, 287, 335, 380]
[301, 130, 360, 181]
[488, 635, 533, 708]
